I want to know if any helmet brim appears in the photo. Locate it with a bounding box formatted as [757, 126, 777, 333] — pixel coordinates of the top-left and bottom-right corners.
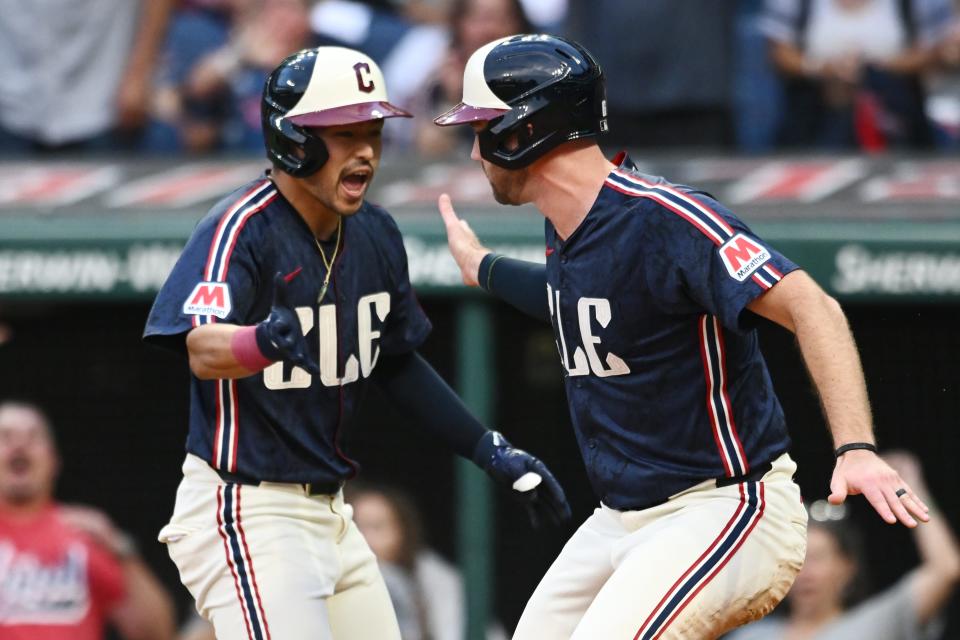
[285, 101, 412, 127]
[433, 103, 509, 127]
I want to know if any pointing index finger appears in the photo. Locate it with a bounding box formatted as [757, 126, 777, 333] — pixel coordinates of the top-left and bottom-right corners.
[438, 193, 459, 228]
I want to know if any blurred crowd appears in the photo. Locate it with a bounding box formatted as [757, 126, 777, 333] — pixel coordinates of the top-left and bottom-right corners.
[3, 0, 960, 160]
[2, 399, 958, 639]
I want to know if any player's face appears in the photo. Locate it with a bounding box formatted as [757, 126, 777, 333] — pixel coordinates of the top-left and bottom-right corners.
[0, 406, 58, 506]
[470, 122, 531, 206]
[299, 120, 384, 217]
[351, 492, 404, 563]
[787, 525, 855, 613]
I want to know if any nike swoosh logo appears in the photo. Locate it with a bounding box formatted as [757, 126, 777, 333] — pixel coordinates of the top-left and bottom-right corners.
[545, 247, 555, 256]
[284, 266, 304, 282]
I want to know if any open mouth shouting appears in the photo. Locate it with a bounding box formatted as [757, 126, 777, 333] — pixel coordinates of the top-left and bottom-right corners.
[339, 165, 373, 201]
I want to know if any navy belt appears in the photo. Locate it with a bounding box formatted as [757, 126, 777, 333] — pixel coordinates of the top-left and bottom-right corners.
[715, 460, 773, 488]
[619, 460, 774, 512]
[215, 468, 343, 496]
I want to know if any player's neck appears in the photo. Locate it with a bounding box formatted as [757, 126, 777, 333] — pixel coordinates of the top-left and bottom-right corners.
[531, 144, 615, 241]
[271, 171, 341, 241]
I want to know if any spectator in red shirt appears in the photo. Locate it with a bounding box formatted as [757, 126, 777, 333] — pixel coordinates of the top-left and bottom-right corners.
[0, 401, 175, 640]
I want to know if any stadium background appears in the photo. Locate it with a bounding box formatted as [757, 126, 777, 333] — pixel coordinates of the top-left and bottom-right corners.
[0, 151, 958, 638]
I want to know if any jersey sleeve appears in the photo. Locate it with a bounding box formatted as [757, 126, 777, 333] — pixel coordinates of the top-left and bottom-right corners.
[641, 193, 800, 333]
[378, 213, 432, 355]
[143, 213, 262, 352]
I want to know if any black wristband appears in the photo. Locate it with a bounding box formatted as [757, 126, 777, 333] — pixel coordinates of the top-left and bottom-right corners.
[834, 442, 878, 458]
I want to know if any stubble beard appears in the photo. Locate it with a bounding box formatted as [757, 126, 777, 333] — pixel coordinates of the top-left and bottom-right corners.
[309, 179, 364, 219]
[484, 162, 528, 206]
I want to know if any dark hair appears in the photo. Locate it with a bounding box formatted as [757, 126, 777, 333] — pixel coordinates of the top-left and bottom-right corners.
[448, 0, 535, 53]
[808, 518, 872, 608]
[346, 482, 424, 571]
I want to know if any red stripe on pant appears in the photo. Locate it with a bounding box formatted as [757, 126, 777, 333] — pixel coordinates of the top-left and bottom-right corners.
[216, 485, 257, 640]
[235, 485, 272, 640]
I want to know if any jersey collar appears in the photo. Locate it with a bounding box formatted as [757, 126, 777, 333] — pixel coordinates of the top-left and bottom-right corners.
[611, 150, 639, 172]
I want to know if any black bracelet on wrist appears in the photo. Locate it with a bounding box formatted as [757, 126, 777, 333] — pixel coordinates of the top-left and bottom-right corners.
[834, 442, 878, 458]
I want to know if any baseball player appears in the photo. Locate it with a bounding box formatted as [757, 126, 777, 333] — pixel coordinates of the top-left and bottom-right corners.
[143, 46, 570, 640]
[433, 34, 931, 639]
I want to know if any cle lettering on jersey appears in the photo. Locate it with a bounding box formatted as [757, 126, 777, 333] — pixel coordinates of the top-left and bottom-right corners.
[263, 292, 391, 389]
[546, 284, 630, 378]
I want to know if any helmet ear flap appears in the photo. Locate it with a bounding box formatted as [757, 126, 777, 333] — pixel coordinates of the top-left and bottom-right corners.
[261, 50, 329, 177]
[478, 90, 569, 169]
[267, 113, 329, 177]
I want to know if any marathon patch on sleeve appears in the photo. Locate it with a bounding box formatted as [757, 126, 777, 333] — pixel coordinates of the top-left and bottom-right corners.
[719, 233, 771, 282]
[183, 282, 232, 318]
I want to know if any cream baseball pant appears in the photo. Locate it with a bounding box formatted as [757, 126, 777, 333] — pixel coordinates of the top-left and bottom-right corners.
[159, 454, 401, 640]
[513, 453, 808, 640]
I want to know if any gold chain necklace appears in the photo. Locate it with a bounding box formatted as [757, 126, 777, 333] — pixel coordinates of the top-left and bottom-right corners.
[315, 217, 342, 303]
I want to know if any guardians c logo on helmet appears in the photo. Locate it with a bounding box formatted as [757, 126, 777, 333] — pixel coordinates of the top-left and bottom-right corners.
[262, 47, 411, 177]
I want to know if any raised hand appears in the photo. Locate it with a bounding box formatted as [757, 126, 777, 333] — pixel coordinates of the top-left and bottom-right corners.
[255, 272, 319, 375]
[829, 448, 930, 527]
[438, 193, 490, 287]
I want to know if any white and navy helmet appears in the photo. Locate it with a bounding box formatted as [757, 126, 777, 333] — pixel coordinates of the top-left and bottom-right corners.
[434, 34, 607, 169]
[262, 47, 411, 177]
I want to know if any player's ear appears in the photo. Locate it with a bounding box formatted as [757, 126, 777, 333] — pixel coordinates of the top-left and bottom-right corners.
[504, 125, 533, 153]
[504, 123, 535, 152]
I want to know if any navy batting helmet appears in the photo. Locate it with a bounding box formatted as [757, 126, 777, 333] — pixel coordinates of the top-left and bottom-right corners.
[262, 47, 411, 177]
[433, 34, 607, 169]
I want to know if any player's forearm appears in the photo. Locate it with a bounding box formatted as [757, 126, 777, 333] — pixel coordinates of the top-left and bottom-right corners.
[374, 351, 488, 459]
[792, 291, 875, 446]
[111, 558, 176, 640]
[186, 324, 262, 379]
[478, 254, 550, 322]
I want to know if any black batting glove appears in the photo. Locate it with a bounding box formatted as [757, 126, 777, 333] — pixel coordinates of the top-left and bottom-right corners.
[254, 272, 319, 375]
[472, 431, 572, 528]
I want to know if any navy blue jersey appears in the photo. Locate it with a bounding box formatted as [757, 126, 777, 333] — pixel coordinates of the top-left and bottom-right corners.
[144, 176, 431, 483]
[546, 154, 797, 510]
